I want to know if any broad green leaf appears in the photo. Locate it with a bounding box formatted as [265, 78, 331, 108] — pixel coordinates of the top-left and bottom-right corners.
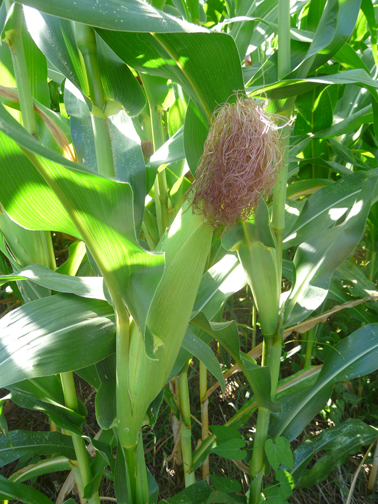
[148, 126, 184, 169]
[283, 170, 369, 249]
[229, 0, 256, 60]
[0, 264, 105, 300]
[0, 132, 78, 238]
[95, 34, 146, 116]
[0, 430, 75, 467]
[23, 7, 87, 93]
[284, 178, 378, 327]
[159, 481, 212, 504]
[0, 474, 55, 504]
[291, 418, 378, 487]
[210, 475, 242, 494]
[270, 323, 378, 441]
[8, 388, 86, 435]
[265, 437, 293, 472]
[299, 0, 338, 66]
[97, 30, 244, 121]
[0, 294, 115, 388]
[334, 42, 371, 73]
[192, 254, 246, 320]
[8, 374, 64, 405]
[0, 103, 165, 348]
[182, 329, 225, 392]
[321, 323, 378, 382]
[63, 80, 146, 232]
[240, 353, 282, 413]
[190, 311, 240, 363]
[0, 207, 55, 270]
[9, 456, 72, 483]
[24, 10, 145, 115]
[22, 0, 206, 33]
[212, 438, 246, 461]
[250, 68, 378, 100]
[299, 0, 361, 76]
[269, 383, 333, 443]
[63, 80, 96, 172]
[313, 104, 373, 139]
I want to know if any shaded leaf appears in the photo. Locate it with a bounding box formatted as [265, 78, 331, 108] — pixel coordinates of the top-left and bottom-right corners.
[0, 430, 75, 467]
[0, 294, 115, 388]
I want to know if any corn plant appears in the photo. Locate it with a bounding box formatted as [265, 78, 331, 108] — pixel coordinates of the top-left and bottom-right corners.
[0, 1, 378, 504]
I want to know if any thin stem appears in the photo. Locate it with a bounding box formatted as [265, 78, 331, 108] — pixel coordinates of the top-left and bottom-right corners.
[58, 241, 86, 276]
[178, 369, 195, 487]
[304, 328, 314, 368]
[61, 372, 101, 504]
[115, 310, 132, 449]
[75, 24, 115, 179]
[249, 333, 282, 504]
[368, 439, 378, 492]
[199, 361, 209, 482]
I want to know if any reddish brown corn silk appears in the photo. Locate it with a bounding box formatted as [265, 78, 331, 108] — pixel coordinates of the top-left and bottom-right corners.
[190, 95, 284, 229]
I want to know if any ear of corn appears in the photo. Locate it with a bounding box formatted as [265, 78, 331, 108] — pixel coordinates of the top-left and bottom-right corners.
[120, 200, 213, 447]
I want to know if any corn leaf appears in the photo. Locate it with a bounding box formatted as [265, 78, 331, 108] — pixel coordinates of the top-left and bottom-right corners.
[0, 264, 105, 300]
[284, 177, 378, 327]
[183, 329, 225, 392]
[291, 418, 378, 487]
[21, 0, 205, 33]
[0, 103, 165, 352]
[0, 475, 55, 504]
[0, 430, 75, 467]
[0, 294, 115, 388]
[9, 456, 72, 483]
[270, 323, 378, 441]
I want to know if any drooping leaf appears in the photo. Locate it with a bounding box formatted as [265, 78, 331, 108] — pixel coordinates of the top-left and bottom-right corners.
[270, 323, 378, 441]
[0, 102, 165, 351]
[22, 0, 206, 33]
[292, 419, 378, 487]
[0, 430, 75, 467]
[182, 329, 225, 392]
[283, 170, 370, 249]
[192, 253, 246, 320]
[190, 311, 240, 363]
[240, 353, 282, 413]
[9, 456, 72, 483]
[0, 294, 115, 388]
[284, 177, 378, 327]
[0, 475, 55, 504]
[0, 264, 105, 300]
